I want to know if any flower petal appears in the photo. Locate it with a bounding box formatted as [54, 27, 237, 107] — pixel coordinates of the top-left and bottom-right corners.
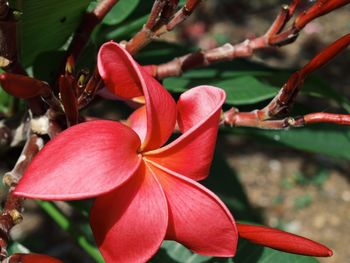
[90, 163, 168, 263]
[98, 42, 176, 151]
[98, 42, 143, 99]
[144, 86, 225, 180]
[146, 161, 237, 257]
[126, 105, 147, 143]
[237, 224, 333, 257]
[15, 120, 141, 200]
[140, 67, 177, 151]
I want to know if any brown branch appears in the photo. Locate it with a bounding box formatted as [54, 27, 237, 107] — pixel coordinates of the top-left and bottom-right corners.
[125, 0, 202, 55]
[152, 0, 350, 79]
[63, 0, 119, 74]
[222, 33, 350, 129]
[260, 32, 350, 119]
[0, 134, 43, 260]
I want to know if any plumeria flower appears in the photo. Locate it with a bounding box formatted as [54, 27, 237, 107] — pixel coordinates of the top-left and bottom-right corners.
[15, 42, 238, 262]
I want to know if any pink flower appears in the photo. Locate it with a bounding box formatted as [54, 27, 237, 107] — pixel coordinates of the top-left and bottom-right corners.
[15, 42, 238, 262]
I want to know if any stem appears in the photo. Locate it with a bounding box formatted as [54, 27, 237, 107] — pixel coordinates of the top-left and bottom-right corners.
[36, 200, 104, 263]
[62, 0, 119, 75]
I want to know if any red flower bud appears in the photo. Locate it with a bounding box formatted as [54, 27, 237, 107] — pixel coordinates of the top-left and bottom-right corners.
[237, 223, 333, 257]
[0, 73, 50, 99]
[7, 253, 63, 263]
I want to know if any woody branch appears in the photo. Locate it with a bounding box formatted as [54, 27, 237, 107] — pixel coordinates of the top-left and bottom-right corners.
[125, 0, 201, 55]
[223, 33, 350, 129]
[151, 0, 350, 79]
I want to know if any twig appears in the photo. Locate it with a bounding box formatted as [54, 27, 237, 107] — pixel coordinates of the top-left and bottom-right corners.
[63, 0, 119, 74]
[125, 0, 202, 55]
[151, 0, 350, 79]
[223, 33, 350, 129]
[0, 134, 43, 260]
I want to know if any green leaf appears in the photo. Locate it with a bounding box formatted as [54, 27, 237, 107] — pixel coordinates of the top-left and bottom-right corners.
[37, 200, 104, 263]
[95, 1, 154, 42]
[164, 75, 278, 105]
[234, 239, 319, 263]
[11, 0, 90, 67]
[0, 88, 12, 113]
[227, 124, 350, 159]
[102, 0, 140, 25]
[152, 239, 319, 263]
[137, 41, 349, 110]
[214, 76, 278, 105]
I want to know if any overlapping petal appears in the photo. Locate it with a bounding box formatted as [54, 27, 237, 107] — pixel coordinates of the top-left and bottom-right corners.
[98, 42, 177, 151]
[98, 42, 143, 99]
[127, 105, 148, 142]
[146, 161, 237, 257]
[15, 120, 141, 200]
[90, 163, 168, 263]
[144, 86, 225, 181]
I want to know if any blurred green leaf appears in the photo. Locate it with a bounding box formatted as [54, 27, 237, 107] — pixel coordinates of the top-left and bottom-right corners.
[0, 88, 12, 113]
[164, 74, 278, 105]
[152, 239, 319, 263]
[11, 0, 90, 66]
[227, 124, 350, 159]
[95, 1, 154, 42]
[102, 0, 140, 25]
[213, 76, 278, 105]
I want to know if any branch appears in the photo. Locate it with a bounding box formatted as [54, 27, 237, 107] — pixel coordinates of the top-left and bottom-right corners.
[151, 0, 350, 79]
[0, 134, 43, 259]
[222, 33, 350, 129]
[63, 0, 119, 74]
[125, 0, 202, 55]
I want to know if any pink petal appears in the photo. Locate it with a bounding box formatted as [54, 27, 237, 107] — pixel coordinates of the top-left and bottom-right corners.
[139, 68, 177, 151]
[90, 163, 168, 263]
[98, 42, 177, 151]
[98, 42, 143, 99]
[146, 161, 237, 257]
[126, 105, 147, 142]
[144, 86, 225, 181]
[15, 120, 141, 200]
[237, 224, 333, 257]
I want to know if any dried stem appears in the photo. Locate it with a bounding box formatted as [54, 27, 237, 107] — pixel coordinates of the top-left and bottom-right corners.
[125, 0, 202, 55]
[0, 134, 43, 259]
[63, 0, 119, 74]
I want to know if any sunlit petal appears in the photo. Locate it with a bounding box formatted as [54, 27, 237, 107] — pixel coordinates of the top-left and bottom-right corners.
[146, 161, 237, 257]
[98, 42, 176, 151]
[145, 86, 225, 180]
[15, 120, 141, 200]
[90, 163, 168, 262]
